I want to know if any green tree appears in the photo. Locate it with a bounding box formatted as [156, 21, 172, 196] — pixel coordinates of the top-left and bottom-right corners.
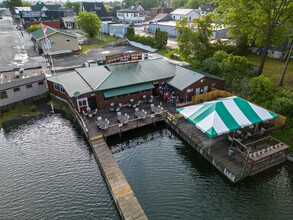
[172, 0, 188, 9]
[155, 28, 168, 49]
[3, 0, 22, 12]
[75, 11, 102, 38]
[64, 1, 80, 15]
[213, 0, 293, 76]
[126, 26, 135, 40]
[104, 4, 111, 11]
[26, 24, 42, 33]
[175, 13, 214, 68]
[22, 1, 32, 7]
[247, 75, 275, 108]
[184, 0, 211, 9]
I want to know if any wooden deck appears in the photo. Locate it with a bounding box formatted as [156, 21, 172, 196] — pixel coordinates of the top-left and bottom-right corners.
[166, 117, 289, 183]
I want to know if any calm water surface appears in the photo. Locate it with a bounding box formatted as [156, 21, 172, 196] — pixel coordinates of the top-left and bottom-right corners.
[109, 123, 293, 220]
[0, 112, 120, 220]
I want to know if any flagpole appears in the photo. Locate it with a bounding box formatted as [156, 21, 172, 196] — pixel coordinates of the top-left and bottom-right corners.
[41, 23, 56, 75]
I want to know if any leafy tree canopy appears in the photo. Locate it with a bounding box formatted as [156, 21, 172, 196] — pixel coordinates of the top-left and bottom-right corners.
[155, 28, 168, 49]
[213, 0, 293, 75]
[175, 13, 214, 67]
[104, 4, 111, 11]
[64, 1, 80, 15]
[75, 11, 102, 38]
[172, 0, 188, 9]
[26, 24, 42, 33]
[3, 0, 22, 12]
[22, 1, 32, 7]
[122, 0, 158, 10]
[247, 75, 275, 108]
[184, 0, 211, 9]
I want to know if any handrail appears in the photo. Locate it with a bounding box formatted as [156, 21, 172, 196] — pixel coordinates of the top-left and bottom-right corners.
[102, 110, 167, 130]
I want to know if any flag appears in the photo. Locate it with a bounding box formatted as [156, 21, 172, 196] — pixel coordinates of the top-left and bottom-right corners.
[42, 24, 49, 40]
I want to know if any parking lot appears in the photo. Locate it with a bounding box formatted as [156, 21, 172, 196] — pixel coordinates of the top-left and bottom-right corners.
[53, 44, 148, 68]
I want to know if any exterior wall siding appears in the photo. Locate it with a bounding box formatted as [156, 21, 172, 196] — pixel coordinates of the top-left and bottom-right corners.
[0, 76, 47, 107]
[167, 77, 225, 101]
[149, 23, 178, 36]
[48, 33, 79, 52]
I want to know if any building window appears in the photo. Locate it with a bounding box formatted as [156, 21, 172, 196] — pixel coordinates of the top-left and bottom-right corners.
[54, 83, 59, 91]
[0, 91, 8, 99]
[60, 85, 65, 94]
[26, 84, 33, 89]
[211, 83, 216, 87]
[14, 87, 20, 92]
[189, 16, 191, 21]
[78, 100, 87, 106]
[66, 39, 71, 43]
[38, 81, 44, 86]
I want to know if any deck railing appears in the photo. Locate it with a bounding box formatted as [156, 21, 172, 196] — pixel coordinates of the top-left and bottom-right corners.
[101, 110, 168, 137]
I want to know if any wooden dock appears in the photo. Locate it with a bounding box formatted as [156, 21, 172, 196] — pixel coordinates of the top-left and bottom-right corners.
[166, 117, 289, 182]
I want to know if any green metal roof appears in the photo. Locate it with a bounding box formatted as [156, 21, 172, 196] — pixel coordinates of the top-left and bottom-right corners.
[97, 59, 176, 91]
[47, 72, 92, 97]
[103, 82, 155, 98]
[166, 66, 224, 91]
[76, 66, 111, 90]
[31, 26, 77, 41]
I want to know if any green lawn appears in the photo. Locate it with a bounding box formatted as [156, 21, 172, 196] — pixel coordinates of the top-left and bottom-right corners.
[246, 53, 293, 90]
[80, 34, 117, 53]
[272, 128, 293, 151]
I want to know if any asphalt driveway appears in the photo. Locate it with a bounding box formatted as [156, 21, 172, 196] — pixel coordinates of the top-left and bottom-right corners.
[53, 44, 148, 68]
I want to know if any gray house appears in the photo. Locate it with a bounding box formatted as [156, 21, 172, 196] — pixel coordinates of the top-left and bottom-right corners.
[0, 68, 47, 109]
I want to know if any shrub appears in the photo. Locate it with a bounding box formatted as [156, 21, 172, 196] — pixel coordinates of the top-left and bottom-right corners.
[26, 24, 42, 33]
[127, 26, 135, 40]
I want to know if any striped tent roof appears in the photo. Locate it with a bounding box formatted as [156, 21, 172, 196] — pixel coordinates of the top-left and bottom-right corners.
[176, 96, 278, 138]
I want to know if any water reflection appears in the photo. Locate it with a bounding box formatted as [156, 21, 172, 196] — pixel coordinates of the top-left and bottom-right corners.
[109, 123, 293, 220]
[0, 112, 120, 220]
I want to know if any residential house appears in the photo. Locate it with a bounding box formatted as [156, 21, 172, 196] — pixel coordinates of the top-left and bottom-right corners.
[116, 9, 145, 25]
[46, 58, 224, 112]
[0, 67, 47, 109]
[101, 21, 129, 38]
[198, 6, 214, 17]
[150, 8, 174, 19]
[170, 9, 200, 22]
[30, 26, 79, 55]
[129, 3, 144, 12]
[80, 2, 111, 21]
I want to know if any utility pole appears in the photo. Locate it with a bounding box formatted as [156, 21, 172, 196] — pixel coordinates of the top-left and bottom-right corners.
[279, 42, 293, 87]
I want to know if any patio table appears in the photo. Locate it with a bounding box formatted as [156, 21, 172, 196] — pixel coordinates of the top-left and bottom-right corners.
[151, 106, 163, 113]
[117, 114, 129, 123]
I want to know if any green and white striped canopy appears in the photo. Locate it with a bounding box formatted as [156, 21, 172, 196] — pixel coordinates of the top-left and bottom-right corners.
[176, 96, 278, 138]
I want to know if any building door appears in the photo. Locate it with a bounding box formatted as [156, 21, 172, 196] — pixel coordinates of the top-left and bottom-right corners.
[88, 95, 97, 110]
[195, 87, 200, 96]
[203, 86, 208, 93]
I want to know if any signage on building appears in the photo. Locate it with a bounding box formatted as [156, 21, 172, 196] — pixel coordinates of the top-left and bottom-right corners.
[97, 60, 106, 65]
[105, 52, 142, 64]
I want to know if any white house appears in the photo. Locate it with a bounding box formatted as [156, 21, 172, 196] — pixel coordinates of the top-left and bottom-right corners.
[170, 9, 200, 22]
[0, 68, 47, 108]
[116, 9, 145, 25]
[198, 6, 214, 17]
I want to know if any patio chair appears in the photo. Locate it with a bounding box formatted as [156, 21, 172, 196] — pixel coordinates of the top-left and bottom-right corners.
[82, 110, 88, 116]
[135, 108, 139, 112]
[93, 108, 97, 115]
[143, 95, 146, 100]
[150, 104, 154, 108]
[109, 103, 115, 112]
[117, 111, 121, 116]
[148, 95, 153, 103]
[97, 116, 102, 121]
[86, 107, 91, 111]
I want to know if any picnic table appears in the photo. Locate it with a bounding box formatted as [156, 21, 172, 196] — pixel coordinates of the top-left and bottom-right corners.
[151, 105, 163, 113]
[117, 114, 129, 123]
[96, 119, 109, 129]
[135, 110, 146, 119]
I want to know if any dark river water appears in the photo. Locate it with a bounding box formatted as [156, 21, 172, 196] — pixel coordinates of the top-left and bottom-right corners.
[0, 110, 120, 220]
[108, 123, 293, 220]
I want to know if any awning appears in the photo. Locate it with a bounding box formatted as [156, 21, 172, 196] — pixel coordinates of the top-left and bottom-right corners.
[103, 82, 155, 98]
[176, 96, 278, 138]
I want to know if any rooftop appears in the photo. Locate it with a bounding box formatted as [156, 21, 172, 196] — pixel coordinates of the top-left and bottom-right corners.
[0, 68, 43, 84]
[30, 26, 77, 41]
[171, 9, 195, 15]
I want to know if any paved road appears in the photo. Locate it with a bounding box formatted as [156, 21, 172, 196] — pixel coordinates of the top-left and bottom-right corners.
[134, 26, 178, 49]
[53, 44, 148, 68]
[0, 16, 39, 72]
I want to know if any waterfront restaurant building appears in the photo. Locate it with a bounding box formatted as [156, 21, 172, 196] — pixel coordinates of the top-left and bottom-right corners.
[47, 58, 224, 113]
